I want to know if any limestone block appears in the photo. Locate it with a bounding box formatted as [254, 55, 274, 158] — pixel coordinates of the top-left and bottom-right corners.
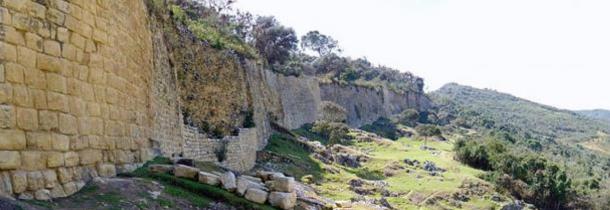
[257, 171, 284, 181]
[43, 40, 61, 57]
[25, 33, 43, 52]
[0, 105, 16, 129]
[0, 172, 13, 196]
[0, 42, 17, 62]
[58, 113, 78, 135]
[22, 151, 46, 170]
[5, 62, 24, 84]
[24, 68, 47, 90]
[5, 26, 25, 46]
[0, 85, 10, 104]
[42, 170, 58, 189]
[47, 73, 67, 94]
[220, 171, 237, 192]
[64, 152, 79, 167]
[0, 7, 10, 25]
[17, 46, 37, 68]
[0, 130, 26, 150]
[5, 0, 27, 12]
[70, 32, 86, 49]
[57, 167, 73, 184]
[52, 133, 70, 151]
[27, 171, 45, 191]
[62, 182, 77, 195]
[13, 86, 33, 107]
[0, 151, 21, 170]
[269, 192, 297, 210]
[35, 189, 51, 200]
[148, 164, 173, 174]
[97, 164, 116, 177]
[174, 165, 199, 179]
[26, 132, 52, 150]
[57, 27, 69, 42]
[47, 8, 65, 25]
[47, 152, 65, 168]
[11, 171, 27, 194]
[38, 111, 59, 131]
[18, 192, 33, 200]
[198, 172, 220, 186]
[31, 89, 48, 109]
[50, 185, 67, 198]
[37, 53, 62, 72]
[245, 188, 268, 204]
[237, 176, 265, 196]
[16, 108, 38, 131]
[79, 149, 102, 165]
[51, 185, 68, 199]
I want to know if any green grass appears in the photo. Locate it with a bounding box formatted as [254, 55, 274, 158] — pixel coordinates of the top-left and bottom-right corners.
[264, 133, 324, 181]
[164, 184, 212, 208]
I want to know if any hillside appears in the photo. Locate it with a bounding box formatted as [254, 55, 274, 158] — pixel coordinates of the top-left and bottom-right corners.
[430, 83, 610, 208]
[579, 109, 610, 124]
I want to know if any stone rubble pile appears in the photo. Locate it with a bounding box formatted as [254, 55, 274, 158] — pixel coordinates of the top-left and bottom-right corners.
[149, 164, 298, 210]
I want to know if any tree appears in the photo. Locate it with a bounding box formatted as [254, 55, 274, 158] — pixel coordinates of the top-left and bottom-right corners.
[399, 109, 420, 126]
[301, 31, 341, 56]
[415, 125, 441, 146]
[252, 16, 298, 65]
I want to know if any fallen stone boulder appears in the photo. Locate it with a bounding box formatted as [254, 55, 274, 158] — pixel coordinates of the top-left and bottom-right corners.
[198, 172, 220, 186]
[174, 165, 199, 179]
[268, 176, 295, 193]
[237, 176, 265, 196]
[148, 164, 174, 174]
[220, 172, 237, 192]
[244, 188, 268, 204]
[269, 192, 297, 210]
[257, 171, 284, 181]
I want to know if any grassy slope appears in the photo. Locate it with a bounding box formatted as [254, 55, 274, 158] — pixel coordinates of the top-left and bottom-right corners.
[265, 131, 502, 209]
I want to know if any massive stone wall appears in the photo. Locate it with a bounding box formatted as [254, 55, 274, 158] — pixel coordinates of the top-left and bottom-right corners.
[0, 0, 154, 199]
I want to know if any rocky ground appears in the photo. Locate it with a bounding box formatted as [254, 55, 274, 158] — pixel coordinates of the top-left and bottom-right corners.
[1, 177, 234, 210]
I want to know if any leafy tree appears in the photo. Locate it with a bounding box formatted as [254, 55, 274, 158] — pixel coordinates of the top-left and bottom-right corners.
[252, 16, 298, 65]
[300, 31, 341, 56]
[312, 120, 350, 146]
[399, 109, 420, 126]
[415, 125, 441, 139]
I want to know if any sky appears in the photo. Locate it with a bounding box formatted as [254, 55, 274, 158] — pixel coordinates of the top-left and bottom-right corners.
[234, 0, 610, 110]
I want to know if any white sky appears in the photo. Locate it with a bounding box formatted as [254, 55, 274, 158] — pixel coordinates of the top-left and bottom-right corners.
[234, 0, 610, 110]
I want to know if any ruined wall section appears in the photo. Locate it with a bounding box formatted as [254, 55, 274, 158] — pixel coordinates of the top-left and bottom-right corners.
[0, 0, 153, 199]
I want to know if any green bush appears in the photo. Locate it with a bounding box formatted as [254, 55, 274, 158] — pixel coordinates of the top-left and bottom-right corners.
[312, 120, 351, 146]
[360, 118, 399, 140]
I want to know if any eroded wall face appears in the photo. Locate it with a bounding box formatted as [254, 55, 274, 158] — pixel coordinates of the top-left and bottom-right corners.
[0, 0, 153, 199]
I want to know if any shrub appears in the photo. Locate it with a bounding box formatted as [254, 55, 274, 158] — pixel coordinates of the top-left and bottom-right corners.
[360, 118, 399, 140]
[311, 120, 350, 146]
[398, 109, 420, 127]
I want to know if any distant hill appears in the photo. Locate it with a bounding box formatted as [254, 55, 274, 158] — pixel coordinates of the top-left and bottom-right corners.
[431, 83, 609, 143]
[578, 109, 610, 124]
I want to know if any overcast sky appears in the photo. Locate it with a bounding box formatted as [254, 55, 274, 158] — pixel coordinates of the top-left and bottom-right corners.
[234, 0, 610, 110]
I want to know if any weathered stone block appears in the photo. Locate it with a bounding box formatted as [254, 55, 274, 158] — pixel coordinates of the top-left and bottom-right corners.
[31, 89, 48, 109]
[5, 26, 25, 45]
[0, 129, 26, 150]
[35, 189, 51, 200]
[24, 68, 47, 89]
[198, 172, 221, 186]
[221, 171, 237, 192]
[237, 176, 265, 196]
[62, 182, 77, 195]
[47, 152, 65, 168]
[0, 42, 17, 62]
[17, 46, 37, 68]
[47, 92, 69, 112]
[27, 171, 45, 191]
[5, 0, 27, 11]
[0, 151, 21, 170]
[0, 172, 13, 196]
[5, 62, 25, 84]
[148, 164, 173, 174]
[53, 134, 70, 151]
[70, 31, 86, 49]
[62, 43, 78, 61]
[57, 167, 73, 184]
[39, 110, 59, 131]
[42, 170, 58, 189]
[0, 105, 16, 129]
[57, 27, 70, 42]
[22, 151, 47, 171]
[64, 152, 79, 167]
[79, 149, 102, 165]
[50, 186, 67, 198]
[37, 53, 61, 72]
[245, 188, 268, 204]
[0, 84, 11, 104]
[97, 164, 116, 177]
[26, 132, 52, 150]
[43, 40, 61, 57]
[58, 113, 78, 135]
[47, 8, 65, 25]
[269, 192, 297, 210]
[17, 107, 38, 131]
[13, 85, 33, 107]
[11, 171, 27, 194]
[174, 165, 199, 179]
[47, 73, 67, 94]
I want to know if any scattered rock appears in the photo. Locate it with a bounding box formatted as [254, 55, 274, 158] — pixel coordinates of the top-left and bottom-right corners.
[244, 188, 268, 204]
[348, 179, 364, 188]
[378, 197, 394, 209]
[501, 200, 524, 210]
[173, 165, 199, 179]
[256, 171, 284, 181]
[269, 176, 295, 193]
[420, 145, 436, 151]
[148, 164, 174, 174]
[269, 192, 297, 210]
[335, 154, 361, 168]
[335, 200, 352, 208]
[198, 172, 221, 186]
[403, 158, 420, 166]
[423, 161, 445, 172]
[237, 176, 264, 196]
[34, 189, 51, 200]
[18, 192, 33, 200]
[220, 172, 237, 192]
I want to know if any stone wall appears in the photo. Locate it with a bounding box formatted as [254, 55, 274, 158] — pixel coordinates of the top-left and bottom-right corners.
[0, 0, 153, 199]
